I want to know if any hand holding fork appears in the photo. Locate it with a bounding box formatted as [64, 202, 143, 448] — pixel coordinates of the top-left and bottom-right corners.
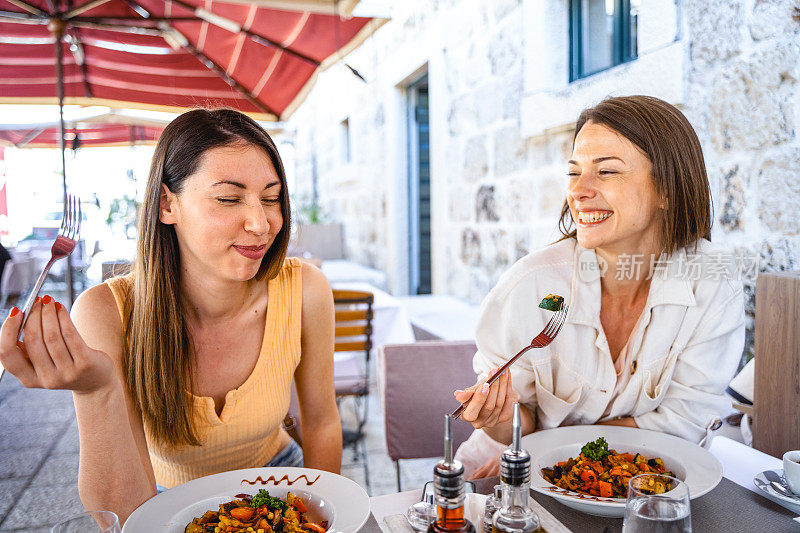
[452, 304, 568, 428]
[18, 195, 81, 337]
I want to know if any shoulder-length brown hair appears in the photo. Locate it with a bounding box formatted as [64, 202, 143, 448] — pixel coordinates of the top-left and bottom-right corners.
[558, 95, 712, 254]
[123, 108, 291, 447]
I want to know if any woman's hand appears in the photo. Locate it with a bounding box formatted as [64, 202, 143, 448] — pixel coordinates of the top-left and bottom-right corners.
[454, 368, 518, 430]
[0, 296, 115, 394]
[470, 452, 503, 480]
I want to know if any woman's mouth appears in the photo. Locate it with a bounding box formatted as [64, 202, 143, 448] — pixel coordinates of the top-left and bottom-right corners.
[577, 210, 613, 226]
[233, 244, 267, 260]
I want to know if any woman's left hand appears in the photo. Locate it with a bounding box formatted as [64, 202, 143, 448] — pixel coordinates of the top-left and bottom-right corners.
[470, 452, 503, 479]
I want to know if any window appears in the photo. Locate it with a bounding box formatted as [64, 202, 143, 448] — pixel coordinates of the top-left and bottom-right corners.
[569, 0, 639, 81]
[339, 118, 351, 164]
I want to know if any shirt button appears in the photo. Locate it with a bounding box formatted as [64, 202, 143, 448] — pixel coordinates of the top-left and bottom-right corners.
[630, 361, 638, 375]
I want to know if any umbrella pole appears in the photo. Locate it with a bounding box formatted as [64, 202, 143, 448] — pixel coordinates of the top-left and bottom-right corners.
[51, 18, 75, 306]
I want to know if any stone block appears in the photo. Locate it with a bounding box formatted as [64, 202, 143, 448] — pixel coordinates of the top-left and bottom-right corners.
[460, 227, 481, 267]
[750, 0, 800, 41]
[472, 82, 502, 128]
[758, 147, 800, 234]
[476, 185, 499, 222]
[462, 136, 489, 182]
[710, 60, 794, 151]
[447, 188, 472, 223]
[686, 0, 743, 64]
[448, 94, 476, 136]
[717, 163, 746, 231]
[497, 178, 536, 224]
[481, 228, 511, 271]
[489, 17, 523, 77]
[494, 126, 527, 176]
[490, 0, 522, 22]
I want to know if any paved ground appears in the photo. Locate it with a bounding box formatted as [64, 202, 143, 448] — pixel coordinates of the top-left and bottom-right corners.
[0, 287, 438, 531]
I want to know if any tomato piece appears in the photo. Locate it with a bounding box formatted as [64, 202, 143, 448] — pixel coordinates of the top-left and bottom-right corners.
[293, 498, 308, 513]
[303, 523, 326, 533]
[230, 507, 254, 521]
[598, 481, 613, 498]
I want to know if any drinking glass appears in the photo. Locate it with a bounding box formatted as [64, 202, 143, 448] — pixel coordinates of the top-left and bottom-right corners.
[51, 510, 121, 533]
[622, 474, 691, 533]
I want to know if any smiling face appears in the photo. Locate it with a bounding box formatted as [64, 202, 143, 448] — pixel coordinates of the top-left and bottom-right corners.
[567, 122, 663, 256]
[159, 142, 283, 283]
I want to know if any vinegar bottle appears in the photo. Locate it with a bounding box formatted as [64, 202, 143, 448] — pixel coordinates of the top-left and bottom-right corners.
[492, 403, 542, 533]
[427, 415, 476, 533]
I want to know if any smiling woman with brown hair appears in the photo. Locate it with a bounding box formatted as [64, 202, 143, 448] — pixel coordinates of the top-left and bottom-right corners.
[0, 109, 342, 522]
[453, 95, 745, 479]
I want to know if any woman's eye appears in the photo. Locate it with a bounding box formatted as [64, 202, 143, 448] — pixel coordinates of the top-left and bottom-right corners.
[217, 198, 239, 204]
[598, 170, 618, 176]
[262, 197, 280, 205]
[567, 171, 580, 177]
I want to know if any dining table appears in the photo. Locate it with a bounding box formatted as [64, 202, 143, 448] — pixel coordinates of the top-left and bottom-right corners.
[364, 436, 799, 532]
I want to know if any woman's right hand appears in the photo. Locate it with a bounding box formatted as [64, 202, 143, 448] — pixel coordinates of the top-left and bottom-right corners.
[0, 296, 116, 394]
[453, 367, 518, 430]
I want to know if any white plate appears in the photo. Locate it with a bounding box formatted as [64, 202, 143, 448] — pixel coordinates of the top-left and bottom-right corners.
[123, 467, 370, 533]
[522, 425, 722, 517]
[753, 469, 800, 514]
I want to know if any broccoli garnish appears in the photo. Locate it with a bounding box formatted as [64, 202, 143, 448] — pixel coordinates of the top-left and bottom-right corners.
[250, 489, 288, 511]
[580, 437, 609, 462]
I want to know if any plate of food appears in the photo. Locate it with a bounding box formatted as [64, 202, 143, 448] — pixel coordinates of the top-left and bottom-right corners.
[522, 425, 722, 517]
[122, 467, 370, 532]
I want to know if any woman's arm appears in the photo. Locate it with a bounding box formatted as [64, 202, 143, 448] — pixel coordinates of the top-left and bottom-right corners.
[70, 285, 156, 522]
[294, 263, 341, 472]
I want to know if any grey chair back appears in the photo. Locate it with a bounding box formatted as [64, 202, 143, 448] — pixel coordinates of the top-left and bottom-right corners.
[379, 341, 477, 462]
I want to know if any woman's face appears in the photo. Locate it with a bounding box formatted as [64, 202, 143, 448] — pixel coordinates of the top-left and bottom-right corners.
[567, 121, 662, 256]
[160, 143, 283, 282]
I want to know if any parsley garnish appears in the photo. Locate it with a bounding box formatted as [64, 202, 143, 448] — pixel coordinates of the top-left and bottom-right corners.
[250, 489, 288, 511]
[581, 437, 609, 462]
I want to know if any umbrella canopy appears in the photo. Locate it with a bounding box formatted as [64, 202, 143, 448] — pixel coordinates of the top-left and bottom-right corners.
[0, 0, 384, 120]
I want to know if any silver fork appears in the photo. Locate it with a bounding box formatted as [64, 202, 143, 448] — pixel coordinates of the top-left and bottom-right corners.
[451, 304, 568, 419]
[18, 195, 81, 336]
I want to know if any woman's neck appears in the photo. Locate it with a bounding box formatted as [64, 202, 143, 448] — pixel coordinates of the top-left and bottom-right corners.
[179, 266, 260, 324]
[595, 244, 660, 306]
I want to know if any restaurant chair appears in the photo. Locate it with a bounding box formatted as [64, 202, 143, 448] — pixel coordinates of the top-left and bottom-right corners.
[0, 258, 36, 309]
[332, 289, 374, 491]
[379, 340, 477, 491]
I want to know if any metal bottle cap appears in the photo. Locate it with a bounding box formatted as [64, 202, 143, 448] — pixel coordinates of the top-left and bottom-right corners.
[500, 403, 530, 485]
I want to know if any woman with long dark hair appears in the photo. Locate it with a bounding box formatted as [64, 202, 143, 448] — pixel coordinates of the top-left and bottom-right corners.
[0, 109, 342, 521]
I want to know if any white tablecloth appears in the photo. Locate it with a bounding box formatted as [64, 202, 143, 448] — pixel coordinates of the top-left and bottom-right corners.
[331, 281, 415, 357]
[370, 437, 794, 532]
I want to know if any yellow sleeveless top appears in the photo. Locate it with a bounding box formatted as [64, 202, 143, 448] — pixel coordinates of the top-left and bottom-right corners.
[106, 257, 302, 488]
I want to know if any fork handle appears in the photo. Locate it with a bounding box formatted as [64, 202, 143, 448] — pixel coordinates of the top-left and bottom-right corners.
[450, 341, 541, 420]
[18, 258, 55, 339]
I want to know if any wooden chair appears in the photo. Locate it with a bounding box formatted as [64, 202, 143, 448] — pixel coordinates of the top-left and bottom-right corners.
[332, 289, 374, 490]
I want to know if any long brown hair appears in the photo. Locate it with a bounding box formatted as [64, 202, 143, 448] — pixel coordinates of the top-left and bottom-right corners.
[558, 95, 712, 254]
[123, 109, 291, 447]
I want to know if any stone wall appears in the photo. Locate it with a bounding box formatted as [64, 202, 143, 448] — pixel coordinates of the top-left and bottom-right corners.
[683, 0, 800, 357]
[286, 0, 800, 356]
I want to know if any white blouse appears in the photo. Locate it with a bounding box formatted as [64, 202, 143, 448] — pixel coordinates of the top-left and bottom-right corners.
[472, 238, 745, 444]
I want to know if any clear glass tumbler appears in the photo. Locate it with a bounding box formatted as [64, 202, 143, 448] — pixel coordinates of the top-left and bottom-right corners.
[622, 474, 691, 533]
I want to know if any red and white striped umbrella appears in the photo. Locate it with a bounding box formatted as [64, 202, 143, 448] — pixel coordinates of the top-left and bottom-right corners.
[0, 0, 383, 120]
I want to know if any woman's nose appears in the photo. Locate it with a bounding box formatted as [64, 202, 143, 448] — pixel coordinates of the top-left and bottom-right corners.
[568, 172, 596, 201]
[244, 203, 269, 235]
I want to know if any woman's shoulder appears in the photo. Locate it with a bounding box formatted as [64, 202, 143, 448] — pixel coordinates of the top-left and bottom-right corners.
[679, 239, 743, 306]
[70, 281, 125, 355]
[488, 239, 575, 301]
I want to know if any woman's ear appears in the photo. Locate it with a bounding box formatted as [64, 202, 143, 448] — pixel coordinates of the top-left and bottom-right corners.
[159, 184, 178, 224]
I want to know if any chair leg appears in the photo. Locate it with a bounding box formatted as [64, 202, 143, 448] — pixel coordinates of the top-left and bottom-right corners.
[395, 460, 402, 492]
[359, 438, 371, 494]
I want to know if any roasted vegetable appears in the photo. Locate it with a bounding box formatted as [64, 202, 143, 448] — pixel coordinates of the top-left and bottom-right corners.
[538, 294, 564, 311]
